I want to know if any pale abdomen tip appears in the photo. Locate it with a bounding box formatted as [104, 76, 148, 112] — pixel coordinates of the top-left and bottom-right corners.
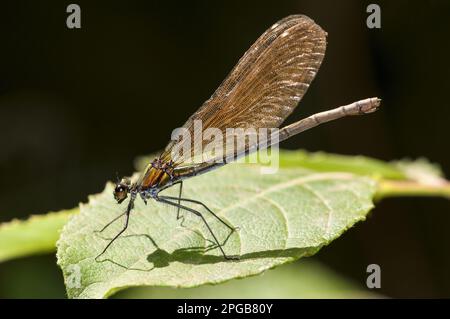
[360, 97, 381, 114]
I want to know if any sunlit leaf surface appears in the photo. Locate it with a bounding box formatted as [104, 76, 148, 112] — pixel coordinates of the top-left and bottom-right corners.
[57, 163, 376, 298]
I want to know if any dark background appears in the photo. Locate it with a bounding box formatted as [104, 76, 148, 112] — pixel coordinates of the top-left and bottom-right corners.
[0, 0, 449, 298]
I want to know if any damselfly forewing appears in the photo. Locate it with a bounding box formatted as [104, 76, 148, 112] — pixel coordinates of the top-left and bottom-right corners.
[96, 15, 380, 261]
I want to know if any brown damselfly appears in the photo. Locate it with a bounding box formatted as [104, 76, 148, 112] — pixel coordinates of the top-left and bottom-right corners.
[95, 15, 380, 261]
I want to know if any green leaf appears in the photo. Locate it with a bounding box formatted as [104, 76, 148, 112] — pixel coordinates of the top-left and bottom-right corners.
[276, 149, 406, 179]
[2, 150, 447, 269]
[57, 163, 376, 298]
[1, 150, 447, 298]
[376, 158, 450, 200]
[0, 209, 76, 262]
[392, 157, 447, 186]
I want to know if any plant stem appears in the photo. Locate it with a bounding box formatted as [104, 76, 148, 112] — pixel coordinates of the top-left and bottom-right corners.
[376, 180, 450, 201]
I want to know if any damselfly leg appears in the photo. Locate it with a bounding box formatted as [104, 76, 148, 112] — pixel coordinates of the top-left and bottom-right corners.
[94, 212, 126, 234]
[95, 193, 135, 261]
[156, 196, 239, 260]
[171, 181, 184, 221]
[159, 195, 238, 234]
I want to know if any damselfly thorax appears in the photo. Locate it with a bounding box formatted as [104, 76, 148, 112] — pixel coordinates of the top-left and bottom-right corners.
[140, 159, 176, 190]
[114, 159, 178, 202]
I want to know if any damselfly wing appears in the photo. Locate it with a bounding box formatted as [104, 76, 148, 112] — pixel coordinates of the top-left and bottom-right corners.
[97, 15, 380, 261]
[161, 15, 326, 171]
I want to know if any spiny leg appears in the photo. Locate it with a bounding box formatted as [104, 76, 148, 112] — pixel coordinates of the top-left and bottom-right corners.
[95, 211, 126, 234]
[172, 181, 184, 220]
[95, 195, 135, 262]
[156, 196, 239, 260]
[158, 181, 184, 222]
[159, 195, 238, 240]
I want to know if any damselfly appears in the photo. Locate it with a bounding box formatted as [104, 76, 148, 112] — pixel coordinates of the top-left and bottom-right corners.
[95, 15, 380, 261]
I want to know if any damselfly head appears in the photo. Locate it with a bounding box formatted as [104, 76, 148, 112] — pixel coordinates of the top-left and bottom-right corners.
[113, 177, 131, 204]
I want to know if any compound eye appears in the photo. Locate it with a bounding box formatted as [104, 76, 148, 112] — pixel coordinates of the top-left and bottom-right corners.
[113, 184, 128, 203]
